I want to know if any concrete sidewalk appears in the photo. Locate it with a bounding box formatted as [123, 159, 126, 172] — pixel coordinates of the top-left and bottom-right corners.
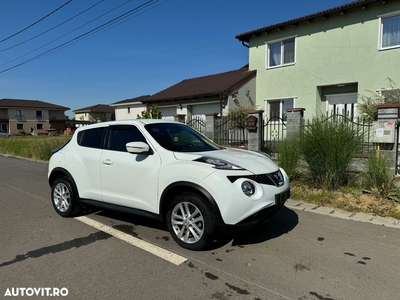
[285, 199, 400, 229]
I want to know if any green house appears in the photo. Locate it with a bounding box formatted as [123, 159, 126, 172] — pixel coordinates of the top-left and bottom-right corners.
[236, 0, 400, 121]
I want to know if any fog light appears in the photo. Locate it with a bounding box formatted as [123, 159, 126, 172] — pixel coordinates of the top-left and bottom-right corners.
[241, 181, 255, 197]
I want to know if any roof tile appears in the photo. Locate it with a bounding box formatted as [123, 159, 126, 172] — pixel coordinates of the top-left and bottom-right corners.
[143, 65, 256, 103]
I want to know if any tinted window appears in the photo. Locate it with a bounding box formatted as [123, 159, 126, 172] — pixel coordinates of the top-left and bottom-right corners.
[107, 125, 146, 152]
[77, 127, 105, 149]
[145, 123, 222, 152]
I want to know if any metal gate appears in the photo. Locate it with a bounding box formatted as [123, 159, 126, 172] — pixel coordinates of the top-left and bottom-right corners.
[262, 116, 287, 156]
[187, 116, 206, 133]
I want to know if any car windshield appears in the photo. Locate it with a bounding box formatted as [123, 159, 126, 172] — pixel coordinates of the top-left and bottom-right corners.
[145, 123, 223, 152]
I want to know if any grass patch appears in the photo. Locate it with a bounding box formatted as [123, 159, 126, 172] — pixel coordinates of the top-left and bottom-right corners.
[0, 135, 70, 161]
[290, 180, 400, 219]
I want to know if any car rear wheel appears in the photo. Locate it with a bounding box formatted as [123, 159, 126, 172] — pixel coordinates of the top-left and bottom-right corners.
[166, 192, 217, 250]
[51, 177, 81, 217]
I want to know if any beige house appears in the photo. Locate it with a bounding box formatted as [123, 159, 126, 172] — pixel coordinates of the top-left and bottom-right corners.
[0, 98, 69, 135]
[73, 104, 115, 123]
[111, 95, 149, 120]
[143, 65, 257, 122]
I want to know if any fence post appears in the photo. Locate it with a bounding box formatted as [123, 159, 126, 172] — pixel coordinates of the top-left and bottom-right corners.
[205, 113, 218, 141]
[247, 110, 264, 151]
[286, 108, 305, 136]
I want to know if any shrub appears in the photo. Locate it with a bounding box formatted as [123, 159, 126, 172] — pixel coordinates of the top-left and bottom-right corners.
[137, 104, 162, 119]
[300, 115, 363, 190]
[362, 150, 396, 198]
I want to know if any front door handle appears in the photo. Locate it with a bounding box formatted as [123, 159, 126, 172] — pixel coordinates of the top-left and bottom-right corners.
[102, 159, 113, 165]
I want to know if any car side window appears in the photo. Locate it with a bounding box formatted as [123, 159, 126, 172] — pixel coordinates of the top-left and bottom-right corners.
[107, 126, 146, 152]
[77, 127, 105, 149]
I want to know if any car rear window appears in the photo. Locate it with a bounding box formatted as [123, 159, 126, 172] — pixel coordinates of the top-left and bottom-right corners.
[77, 127, 105, 149]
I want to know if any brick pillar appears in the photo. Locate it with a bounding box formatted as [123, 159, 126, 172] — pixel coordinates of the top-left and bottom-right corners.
[205, 113, 218, 141]
[286, 108, 305, 136]
[247, 110, 264, 151]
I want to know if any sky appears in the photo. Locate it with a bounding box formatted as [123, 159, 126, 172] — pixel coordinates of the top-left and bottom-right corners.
[0, 0, 353, 117]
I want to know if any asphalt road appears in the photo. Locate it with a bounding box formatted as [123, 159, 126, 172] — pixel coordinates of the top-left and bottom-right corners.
[0, 155, 399, 300]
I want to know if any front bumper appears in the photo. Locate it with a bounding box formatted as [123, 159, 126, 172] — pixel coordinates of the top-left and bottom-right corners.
[219, 187, 290, 234]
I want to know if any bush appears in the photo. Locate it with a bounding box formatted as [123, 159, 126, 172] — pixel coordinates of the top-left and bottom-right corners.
[276, 133, 301, 179]
[137, 104, 162, 119]
[300, 115, 363, 190]
[362, 150, 396, 198]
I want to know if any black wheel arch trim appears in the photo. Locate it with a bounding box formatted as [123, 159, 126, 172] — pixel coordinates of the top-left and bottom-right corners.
[159, 181, 224, 225]
[49, 167, 80, 198]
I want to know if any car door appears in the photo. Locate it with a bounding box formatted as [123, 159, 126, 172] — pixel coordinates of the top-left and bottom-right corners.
[100, 125, 162, 214]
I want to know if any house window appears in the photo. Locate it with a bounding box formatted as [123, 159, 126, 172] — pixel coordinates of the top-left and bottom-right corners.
[266, 98, 294, 121]
[379, 12, 400, 50]
[36, 110, 43, 120]
[267, 37, 296, 68]
[15, 110, 23, 119]
[127, 107, 131, 114]
[37, 124, 43, 130]
[17, 124, 23, 130]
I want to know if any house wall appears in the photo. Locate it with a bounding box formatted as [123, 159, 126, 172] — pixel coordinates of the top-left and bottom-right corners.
[225, 77, 257, 114]
[248, 1, 400, 120]
[115, 104, 146, 120]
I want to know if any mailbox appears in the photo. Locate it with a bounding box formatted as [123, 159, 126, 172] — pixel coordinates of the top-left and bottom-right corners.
[246, 115, 258, 131]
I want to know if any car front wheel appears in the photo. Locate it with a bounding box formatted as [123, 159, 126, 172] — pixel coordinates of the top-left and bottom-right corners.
[166, 192, 217, 250]
[51, 177, 81, 217]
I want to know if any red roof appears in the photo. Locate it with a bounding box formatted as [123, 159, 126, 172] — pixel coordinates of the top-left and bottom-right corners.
[236, 0, 381, 42]
[0, 98, 69, 110]
[143, 65, 256, 103]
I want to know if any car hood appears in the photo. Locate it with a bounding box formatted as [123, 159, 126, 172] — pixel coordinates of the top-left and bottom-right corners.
[173, 148, 279, 174]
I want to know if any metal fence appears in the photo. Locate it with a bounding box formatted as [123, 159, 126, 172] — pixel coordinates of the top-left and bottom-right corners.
[262, 116, 287, 155]
[186, 116, 206, 133]
[187, 115, 248, 148]
[214, 117, 248, 147]
[303, 114, 374, 155]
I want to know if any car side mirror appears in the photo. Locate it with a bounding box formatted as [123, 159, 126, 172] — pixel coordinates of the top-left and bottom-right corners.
[126, 142, 150, 154]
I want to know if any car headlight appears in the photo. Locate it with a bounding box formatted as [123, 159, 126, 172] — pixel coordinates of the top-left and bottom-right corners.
[194, 157, 244, 170]
[241, 181, 255, 196]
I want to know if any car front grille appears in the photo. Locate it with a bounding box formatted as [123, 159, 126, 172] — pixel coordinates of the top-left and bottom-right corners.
[227, 170, 285, 187]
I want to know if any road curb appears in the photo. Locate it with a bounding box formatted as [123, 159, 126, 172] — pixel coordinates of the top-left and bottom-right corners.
[285, 199, 400, 229]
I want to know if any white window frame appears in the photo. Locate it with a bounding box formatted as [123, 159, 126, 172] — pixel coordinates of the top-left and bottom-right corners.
[264, 97, 296, 122]
[266, 36, 297, 69]
[378, 10, 400, 50]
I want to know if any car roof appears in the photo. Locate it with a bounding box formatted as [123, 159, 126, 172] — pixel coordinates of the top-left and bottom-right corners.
[74, 119, 181, 132]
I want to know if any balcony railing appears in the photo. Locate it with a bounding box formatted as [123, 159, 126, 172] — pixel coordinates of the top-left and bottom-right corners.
[0, 114, 9, 120]
[49, 115, 67, 120]
[36, 115, 44, 120]
[15, 115, 25, 120]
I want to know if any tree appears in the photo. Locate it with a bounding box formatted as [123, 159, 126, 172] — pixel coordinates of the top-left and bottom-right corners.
[358, 78, 400, 121]
[227, 106, 251, 145]
[137, 104, 162, 119]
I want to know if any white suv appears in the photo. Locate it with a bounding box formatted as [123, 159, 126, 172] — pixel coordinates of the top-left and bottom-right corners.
[48, 119, 290, 250]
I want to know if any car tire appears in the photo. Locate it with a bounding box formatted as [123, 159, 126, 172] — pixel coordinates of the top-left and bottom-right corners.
[51, 177, 81, 217]
[166, 192, 217, 251]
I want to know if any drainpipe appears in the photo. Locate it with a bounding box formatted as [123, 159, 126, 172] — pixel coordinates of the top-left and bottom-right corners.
[241, 41, 249, 48]
[219, 94, 223, 116]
